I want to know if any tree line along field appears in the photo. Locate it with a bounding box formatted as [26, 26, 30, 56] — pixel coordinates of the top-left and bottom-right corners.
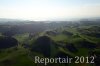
[0, 20, 100, 66]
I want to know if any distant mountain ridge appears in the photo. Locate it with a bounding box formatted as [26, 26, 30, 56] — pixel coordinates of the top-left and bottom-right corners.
[0, 18, 100, 23]
[0, 18, 27, 22]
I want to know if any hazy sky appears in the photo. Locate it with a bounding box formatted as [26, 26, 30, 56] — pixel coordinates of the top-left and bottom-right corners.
[0, 0, 100, 20]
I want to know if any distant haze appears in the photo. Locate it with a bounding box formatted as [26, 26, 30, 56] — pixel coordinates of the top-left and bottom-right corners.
[0, 0, 100, 21]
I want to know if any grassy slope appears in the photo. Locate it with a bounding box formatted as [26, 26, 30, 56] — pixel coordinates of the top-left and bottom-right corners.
[43, 26, 97, 66]
[0, 47, 35, 66]
[0, 25, 99, 66]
